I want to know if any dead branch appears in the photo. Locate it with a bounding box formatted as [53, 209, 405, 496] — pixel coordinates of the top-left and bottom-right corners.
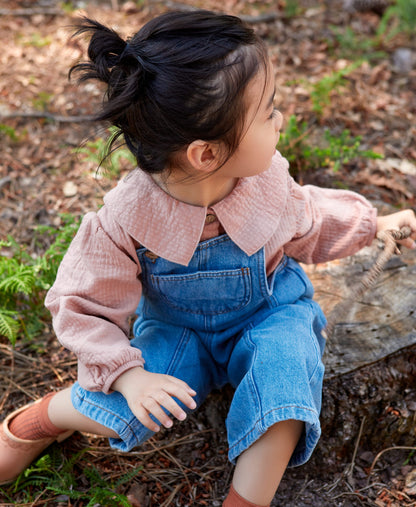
[0, 8, 62, 16]
[0, 110, 95, 123]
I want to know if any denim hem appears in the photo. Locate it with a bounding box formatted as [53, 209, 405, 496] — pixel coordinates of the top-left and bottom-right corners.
[227, 404, 321, 466]
[71, 384, 154, 452]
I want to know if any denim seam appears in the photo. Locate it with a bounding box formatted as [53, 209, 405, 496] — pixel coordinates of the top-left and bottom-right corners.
[265, 256, 288, 307]
[196, 234, 230, 251]
[73, 390, 138, 443]
[165, 327, 192, 376]
[228, 404, 319, 454]
[150, 270, 252, 315]
[152, 298, 251, 316]
[243, 329, 263, 426]
[305, 302, 322, 382]
[256, 249, 267, 298]
[151, 269, 249, 282]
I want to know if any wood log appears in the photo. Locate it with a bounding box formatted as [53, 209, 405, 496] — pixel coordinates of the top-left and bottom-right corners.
[304, 241, 416, 379]
[303, 242, 416, 461]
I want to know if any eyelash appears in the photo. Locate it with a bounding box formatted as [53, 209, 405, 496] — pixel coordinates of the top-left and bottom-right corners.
[268, 108, 278, 120]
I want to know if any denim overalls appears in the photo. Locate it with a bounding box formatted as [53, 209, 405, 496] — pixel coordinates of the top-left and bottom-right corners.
[72, 234, 326, 466]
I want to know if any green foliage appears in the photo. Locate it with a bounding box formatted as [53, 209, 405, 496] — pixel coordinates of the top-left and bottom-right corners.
[0, 214, 79, 344]
[310, 61, 362, 116]
[17, 32, 52, 48]
[32, 91, 53, 111]
[0, 123, 19, 142]
[278, 115, 311, 166]
[60, 0, 77, 13]
[74, 126, 136, 178]
[377, 0, 416, 39]
[284, 0, 301, 17]
[4, 446, 141, 505]
[312, 128, 383, 172]
[27, 33, 52, 48]
[328, 26, 387, 62]
[279, 115, 383, 173]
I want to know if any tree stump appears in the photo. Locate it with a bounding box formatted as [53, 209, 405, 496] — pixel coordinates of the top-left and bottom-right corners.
[303, 241, 416, 461]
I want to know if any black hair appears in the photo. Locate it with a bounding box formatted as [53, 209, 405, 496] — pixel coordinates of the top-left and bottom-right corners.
[70, 10, 268, 174]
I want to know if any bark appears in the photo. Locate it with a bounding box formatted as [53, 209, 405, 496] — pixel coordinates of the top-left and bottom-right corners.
[305, 243, 416, 460]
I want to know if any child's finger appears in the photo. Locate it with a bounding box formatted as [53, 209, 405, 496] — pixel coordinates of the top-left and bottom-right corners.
[165, 384, 198, 413]
[133, 405, 161, 433]
[169, 375, 197, 396]
[142, 398, 174, 429]
[147, 390, 187, 425]
[398, 237, 416, 250]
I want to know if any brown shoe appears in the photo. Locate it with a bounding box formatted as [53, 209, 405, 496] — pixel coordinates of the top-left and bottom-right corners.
[0, 400, 73, 485]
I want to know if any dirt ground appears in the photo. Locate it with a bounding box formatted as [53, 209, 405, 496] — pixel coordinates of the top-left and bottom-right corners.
[1, 0, 416, 505]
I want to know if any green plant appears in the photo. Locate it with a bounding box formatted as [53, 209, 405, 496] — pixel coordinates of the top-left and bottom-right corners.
[48, 463, 139, 506]
[311, 128, 383, 172]
[74, 126, 136, 178]
[27, 33, 52, 48]
[377, 0, 416, 39]
[32, 91, 53, 111]
[310, 61, 362, 116]
[328, 26, 387, 62]
[60, 0, 77, 13]
[278, 115, 312, 167]
[5, 446, 141, 505]
[0, 214, 80, 344]
[17, 32, 52, 48]
[278, 115, 382, 173]
[0, 123, 19, 142]
[284, 0, 301, 17]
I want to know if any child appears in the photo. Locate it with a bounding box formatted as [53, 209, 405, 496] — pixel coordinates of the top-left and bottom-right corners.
[1, 9, 415, 506]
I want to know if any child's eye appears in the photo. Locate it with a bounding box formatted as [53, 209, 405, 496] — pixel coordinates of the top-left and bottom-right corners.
[268, 108, 278, 120]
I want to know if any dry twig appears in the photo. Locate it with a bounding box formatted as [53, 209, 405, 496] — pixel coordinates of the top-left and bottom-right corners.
[326, 227, 412, 338]
[367, 446, 416, 483]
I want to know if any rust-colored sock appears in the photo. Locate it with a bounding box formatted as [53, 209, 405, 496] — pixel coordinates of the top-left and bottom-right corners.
[9, 392, 67, 440]
[223, 485, 270, 507]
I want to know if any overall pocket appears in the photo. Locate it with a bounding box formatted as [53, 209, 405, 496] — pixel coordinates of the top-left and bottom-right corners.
[149, 268, 252, 315]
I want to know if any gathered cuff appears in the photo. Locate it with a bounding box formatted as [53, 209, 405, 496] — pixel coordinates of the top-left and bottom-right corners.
[77, 354, 145, 394]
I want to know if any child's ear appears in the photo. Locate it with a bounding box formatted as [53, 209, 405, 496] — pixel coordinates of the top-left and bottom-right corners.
[186, 140, 222, 173]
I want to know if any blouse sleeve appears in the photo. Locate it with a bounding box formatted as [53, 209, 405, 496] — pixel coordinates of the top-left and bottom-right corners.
[45, 207, 144, 393]
[284, 177, 378, 264]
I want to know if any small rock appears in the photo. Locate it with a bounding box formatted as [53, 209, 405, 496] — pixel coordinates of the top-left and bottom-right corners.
[392, 48, 414, 74]
[63, 181, 78, 197]
[121, 1, 139, 14]
[126, 483, 148, 506]
[405, 468, 416, 495]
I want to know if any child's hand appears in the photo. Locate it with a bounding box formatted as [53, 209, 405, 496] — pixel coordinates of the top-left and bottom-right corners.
[376, 209, 416, 250]
[111, 367, 197, 432]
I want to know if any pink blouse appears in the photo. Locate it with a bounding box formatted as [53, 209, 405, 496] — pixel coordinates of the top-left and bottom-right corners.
[45, 151, 377, 393]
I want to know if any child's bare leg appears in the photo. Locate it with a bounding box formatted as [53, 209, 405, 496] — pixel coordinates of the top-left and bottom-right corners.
[48, 387, 118, 438]
[230, 419, 304, 505]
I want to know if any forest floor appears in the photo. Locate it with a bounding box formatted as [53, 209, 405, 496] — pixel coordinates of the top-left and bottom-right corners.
[1, 0, 416, 505]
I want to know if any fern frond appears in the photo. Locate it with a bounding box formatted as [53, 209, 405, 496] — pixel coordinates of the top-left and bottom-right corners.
[86, 488, 131, 507]
[0, 265, 36, 295]
[114, 466, 142, 487]
[0, 309, 20, 343]
[47, 485, 84, 499]
[84, 465, 105, 486]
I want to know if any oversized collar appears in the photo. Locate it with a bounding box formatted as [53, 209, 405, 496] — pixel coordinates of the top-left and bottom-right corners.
[103, 151, 290, 265]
